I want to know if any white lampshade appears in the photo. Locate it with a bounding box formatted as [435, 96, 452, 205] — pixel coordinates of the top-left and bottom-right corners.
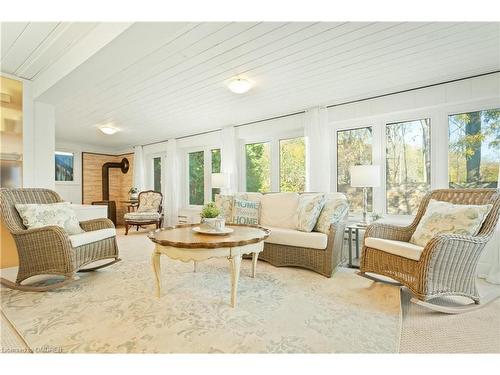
[350, 165, 381, 187]
[212, 173, 229, 189]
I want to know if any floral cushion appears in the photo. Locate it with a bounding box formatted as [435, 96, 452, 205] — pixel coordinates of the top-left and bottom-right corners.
[410, 199, 493, 247]
[295, 194, 325, 232]
[313, 193, 349, 234]
[232, 198, 260, 225]
[214, 194, 234, 223]
[137, 192, 162, 213]
[15, 202, 84, 235]
[124, 212, 161, 221]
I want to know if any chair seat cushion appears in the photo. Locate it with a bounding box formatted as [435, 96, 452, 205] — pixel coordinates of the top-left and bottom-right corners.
[124, 212, 161, 221]
[265, 226, 328, 250]
[365, 237, 424, 261]
[69, 228, 116, 248]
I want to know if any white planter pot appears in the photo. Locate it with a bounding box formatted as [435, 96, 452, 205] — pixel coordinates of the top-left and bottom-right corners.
[200, 218, 225, 232]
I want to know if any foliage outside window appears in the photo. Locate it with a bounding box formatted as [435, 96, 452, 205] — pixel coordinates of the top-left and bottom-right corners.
[337, 127, 373, 213]
[245, 142, 271, 192]
[55, 151, 74, 181]
[153, 157, 161, 192]
[189, 151, 204, 205]
[386, 119, 431, 215]
[279, 137, 306, 192]
[448, 108, 499, 188]
[211, 148, 221, 201]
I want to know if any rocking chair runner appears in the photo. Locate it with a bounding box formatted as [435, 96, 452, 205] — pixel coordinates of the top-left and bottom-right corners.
[358, 188, 500, 314]
[0, 188, 120, 291]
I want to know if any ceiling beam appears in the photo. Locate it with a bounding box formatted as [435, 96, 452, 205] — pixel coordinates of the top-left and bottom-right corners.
[32, 22, 133, 98]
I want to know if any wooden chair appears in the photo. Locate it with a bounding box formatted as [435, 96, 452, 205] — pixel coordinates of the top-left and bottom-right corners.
[0, 188, 120, 291]
[358, 188, 500, 313]
[124, 190, 163, 235]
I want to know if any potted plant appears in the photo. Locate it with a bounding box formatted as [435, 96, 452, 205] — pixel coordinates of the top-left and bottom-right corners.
[128, 187, 139, 201]
[200, 202, 225, 232]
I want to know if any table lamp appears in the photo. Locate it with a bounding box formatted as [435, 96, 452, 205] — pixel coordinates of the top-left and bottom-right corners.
[212, 173, 229, 194]
[350, 165, 381, 227]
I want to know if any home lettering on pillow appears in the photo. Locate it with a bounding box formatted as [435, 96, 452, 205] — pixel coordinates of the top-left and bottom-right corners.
[232, 198, 260, 225]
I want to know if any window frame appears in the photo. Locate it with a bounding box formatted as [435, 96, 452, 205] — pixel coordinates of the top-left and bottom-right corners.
[335, 125, 374, 213]
[445, 102, 500, 189]
[183, 145, 221, 208]
[384, 117, 432, 216]
[240, 130, 304, 193]
[145, 152, 167, 193]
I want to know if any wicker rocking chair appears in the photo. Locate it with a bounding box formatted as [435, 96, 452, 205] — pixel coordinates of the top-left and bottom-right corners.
[358, 188, 500, 314]
[0, 188, 121, 291]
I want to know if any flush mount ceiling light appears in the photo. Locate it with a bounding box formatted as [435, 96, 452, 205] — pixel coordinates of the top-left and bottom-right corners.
[226, 77, 253, 94]
[99, 125, 119, 135]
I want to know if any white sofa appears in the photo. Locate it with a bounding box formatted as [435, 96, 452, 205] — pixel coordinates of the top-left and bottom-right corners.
[216, 192, 349, 277]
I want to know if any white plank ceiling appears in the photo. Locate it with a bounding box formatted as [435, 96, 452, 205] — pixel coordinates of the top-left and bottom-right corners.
[1, 22, 499, 149]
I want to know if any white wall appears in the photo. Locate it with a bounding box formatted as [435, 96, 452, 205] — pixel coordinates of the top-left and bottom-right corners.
[32, 102, 56, 189]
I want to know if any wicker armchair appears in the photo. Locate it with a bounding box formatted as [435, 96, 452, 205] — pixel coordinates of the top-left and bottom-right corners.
[359, 188, 500, 313]
[0, 188, 120, 291]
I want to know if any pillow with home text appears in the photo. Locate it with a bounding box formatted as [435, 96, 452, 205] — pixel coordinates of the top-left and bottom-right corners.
[231, 198, 260, 225]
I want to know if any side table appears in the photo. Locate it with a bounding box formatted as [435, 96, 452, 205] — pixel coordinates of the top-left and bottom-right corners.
[345, 224, 367, 268]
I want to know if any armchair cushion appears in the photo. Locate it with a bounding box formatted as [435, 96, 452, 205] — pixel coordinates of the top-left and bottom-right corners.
[69, 228, 116, 248]
[365, 238, 424, 261]
[409, 199, 492, 247]
[15, 202, 84, 235]
[124, 212, 161, 221]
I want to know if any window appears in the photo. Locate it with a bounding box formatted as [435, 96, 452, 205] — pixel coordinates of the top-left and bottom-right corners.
[386, 119, 431, 215]
[211, 148, 221, 201]
[188, 151, 204, 205]
[448, 108, 499, 188]
[337, 127, 373, 213]
[55, 151, 74, 182]
[153, 156, 161, 192]
[279, 137, 305, 192]
[245, 142, 271, 192]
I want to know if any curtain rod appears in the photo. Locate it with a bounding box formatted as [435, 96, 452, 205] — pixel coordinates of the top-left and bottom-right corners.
[140, 70, 499, 148]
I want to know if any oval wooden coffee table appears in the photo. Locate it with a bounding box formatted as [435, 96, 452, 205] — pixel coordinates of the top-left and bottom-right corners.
[147, 224, 270, 307]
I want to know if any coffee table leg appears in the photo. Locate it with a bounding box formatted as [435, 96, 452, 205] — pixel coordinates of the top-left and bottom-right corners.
[152, 252, 161, 298]
[228, 254, 242, 308]
[251, 252, 258, 278]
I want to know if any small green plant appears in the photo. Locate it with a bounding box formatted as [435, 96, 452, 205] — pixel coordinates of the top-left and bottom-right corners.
[128, 187, 138, 194]
[200, 202, 220, 219]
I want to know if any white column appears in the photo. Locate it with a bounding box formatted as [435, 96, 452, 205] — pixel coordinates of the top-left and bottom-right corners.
[133, 145, 145, 191]
[304, 106, 331, 192]
[164, 139, 179, 226]
[221, 126, 238, 194]
[29, 101, 55, 189]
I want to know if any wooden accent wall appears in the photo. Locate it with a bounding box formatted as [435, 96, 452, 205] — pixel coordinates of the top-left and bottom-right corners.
[82, 153, 134, 225]
[0, 219, 18, 268]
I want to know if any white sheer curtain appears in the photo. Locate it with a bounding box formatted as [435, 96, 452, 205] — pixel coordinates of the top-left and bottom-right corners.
[164, 139, 179, 226]
[486, 165, 500, 284]
[132, 145, 145, 191]
[221, 126, 238, 194]
[304, 106, 331, 192]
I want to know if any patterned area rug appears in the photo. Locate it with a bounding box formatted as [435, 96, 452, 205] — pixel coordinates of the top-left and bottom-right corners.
[1, 230, 401, 353]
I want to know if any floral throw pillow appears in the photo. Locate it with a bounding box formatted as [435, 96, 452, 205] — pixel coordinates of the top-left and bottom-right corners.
[215, 194, 234, 223]
[232, 198, 260, 225]
[295, 194, 326, 232]
[410, 199, 493, 247]
[314, 194, 349, 234]
[15, 202, 84, 235]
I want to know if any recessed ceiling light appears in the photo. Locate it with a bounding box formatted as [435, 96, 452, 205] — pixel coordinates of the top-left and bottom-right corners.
[99, 125, 119, 135]
[227, 77, 253, 94]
